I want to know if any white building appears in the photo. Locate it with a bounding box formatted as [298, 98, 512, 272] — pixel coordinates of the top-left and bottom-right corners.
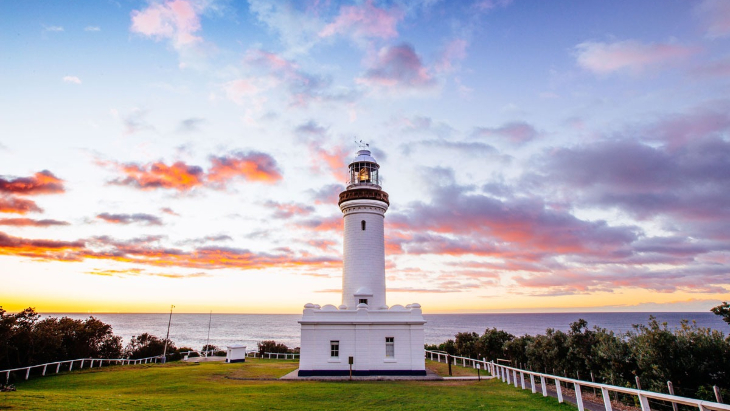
[298, 148, 426, 376]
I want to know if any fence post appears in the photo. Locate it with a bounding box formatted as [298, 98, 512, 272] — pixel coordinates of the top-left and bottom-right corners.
[714, 386, 724, 403]
[25, 367, 30, 380]
[80, 360, 84, 369]
[541, 376, 547, 397]
[56, 363, 61, 373]
[667, 381, 678, 411]
[574, 383, 584, 411]
[530, 374, 536, 393]
[513, 370, 518, 388]
[554, 378, 563, 403]
[69, 361, 73, 371]
[601, 388, 613, 411]
[42, 364, 47, 376]
[5, 371, 9, 384]
[590, 372, 596, 396]
[635, 376, 642, 390]
[637, 394, 650, 411]
[520, 372, 525, 389]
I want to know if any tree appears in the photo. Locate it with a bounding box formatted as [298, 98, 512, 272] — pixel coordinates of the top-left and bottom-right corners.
[711, 302, 730, 326]
[257, 340, 289, 356]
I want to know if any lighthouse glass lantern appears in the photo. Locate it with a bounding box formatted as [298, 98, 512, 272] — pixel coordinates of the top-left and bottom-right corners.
[347, 150, 380, 189]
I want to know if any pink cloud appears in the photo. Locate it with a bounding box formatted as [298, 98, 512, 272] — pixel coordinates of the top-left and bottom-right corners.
[434, 39, 468, 74]
[575, 40, 697, 75]
[320, 0, 403, 41]
[696, 0, 730, 39]
[473, 121, 539, 144]
[130, 0, 202, 49]
[222, 79, 260, 105]
[358, 44, 436, 90]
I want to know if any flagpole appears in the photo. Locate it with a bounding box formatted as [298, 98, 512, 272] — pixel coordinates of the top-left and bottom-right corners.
[162, 304, 174, 362]
[205, 310, 212, 357]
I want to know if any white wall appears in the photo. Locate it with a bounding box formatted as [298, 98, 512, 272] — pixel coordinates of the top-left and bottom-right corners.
[340, 199, 388, 309]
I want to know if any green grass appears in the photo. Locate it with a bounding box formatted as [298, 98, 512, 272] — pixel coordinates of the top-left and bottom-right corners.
[425, 359, 486, 377]
[1, 359, 575, 410]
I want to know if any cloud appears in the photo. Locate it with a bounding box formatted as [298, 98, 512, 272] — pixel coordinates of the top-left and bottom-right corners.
[84, 26, 101, 32]
[696, 0, 730, 39]
[177, 117, 205, 133]
[96, 213, 163, 226]
[43, 25, 64, 32]
[222, 79, 260, 105]
[0, 196, 43, 215]
[514, 265, 730, 295]
[295, 120, 328, 137]
[102, 151, 283, 192]
[0, 171, 65, 195]
[207, 151, 283, 184]
[310, 184, 342, 205]
[266, 201, 315, 219]
[388, 167, 639, 260]
[247, 0, 324, 55]
[130, 0, 202, 49]
[121, 108, 156, 135]
[358, 43, 436, 91]
[107, 160, 205, 191]
[407, 140, 499, 157]
[434, 39, 468, 74]
[62, 76, 82, 84]
[0, 231, 339, 271]
[243, 49, 343, 107]
[320, 0, 403, 42]
[85, 268, 210, 279]
[575, 40, 697, 75]
[296, 215, 342, 232]
[473, 121, 539, 144]
[691, 57, 730, 78]
[473, 0, 514, 12]
[160, 207, 180, 216]
[0, 218, 69, 227]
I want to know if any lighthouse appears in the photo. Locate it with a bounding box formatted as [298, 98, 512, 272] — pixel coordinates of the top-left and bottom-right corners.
[298, 147, 426, 377]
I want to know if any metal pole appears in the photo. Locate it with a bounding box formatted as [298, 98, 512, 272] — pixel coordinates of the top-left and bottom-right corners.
[162, 305, 175, 362]
[715, 386, 724, 403]
[205, 310, 212, 357]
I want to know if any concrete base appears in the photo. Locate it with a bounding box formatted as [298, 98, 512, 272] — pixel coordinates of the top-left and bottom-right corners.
[298, 369, 426, 377]
[281, 369, 441, 381]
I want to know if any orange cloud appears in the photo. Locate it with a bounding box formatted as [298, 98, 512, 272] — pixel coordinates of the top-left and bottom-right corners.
[110, 161, 205, 191]
[0, 231, 338, 272]
[0, 196, 42, 214]
[0, 218, 69, 227]
[102, 151, 282, 192]
[208, 152, 282, 184]
[0, 170, 64, 195]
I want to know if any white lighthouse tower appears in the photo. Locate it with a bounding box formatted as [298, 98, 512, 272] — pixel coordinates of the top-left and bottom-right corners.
[298, 147, 426, 377]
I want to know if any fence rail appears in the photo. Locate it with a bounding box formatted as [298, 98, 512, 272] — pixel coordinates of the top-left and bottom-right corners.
[2, 355, 161, 384]
[425, 350, 729, 411]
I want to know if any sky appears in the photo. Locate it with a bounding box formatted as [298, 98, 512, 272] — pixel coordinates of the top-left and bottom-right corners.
[1, 0, 729, 314]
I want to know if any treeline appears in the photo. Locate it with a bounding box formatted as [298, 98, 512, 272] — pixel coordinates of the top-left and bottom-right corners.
[426, 316, 729, 401]
[0, 307, 193, 371]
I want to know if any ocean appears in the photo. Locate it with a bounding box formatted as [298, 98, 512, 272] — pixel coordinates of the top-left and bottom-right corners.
[42, 312, 727, 351]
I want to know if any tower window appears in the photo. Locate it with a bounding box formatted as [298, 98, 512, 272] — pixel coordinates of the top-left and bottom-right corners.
[359, 298, 368, 305]
[385, 337, 394, 357]
[330, 341, 339, 358]
[361, 220, 366, 231]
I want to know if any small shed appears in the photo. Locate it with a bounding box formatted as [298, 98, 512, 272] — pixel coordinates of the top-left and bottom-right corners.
[226, 345, 247, 363]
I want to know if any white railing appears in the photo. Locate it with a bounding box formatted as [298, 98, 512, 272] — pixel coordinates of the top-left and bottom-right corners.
[2, 355, 161, 384]
[179, 350, 217, 358]
[424, 350, 730, 411]
[263, 352, 299, 359]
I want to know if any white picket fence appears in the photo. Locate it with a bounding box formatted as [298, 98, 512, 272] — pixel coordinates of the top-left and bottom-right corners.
[2, 355, 161, 384]
[425, 350, 730, 411]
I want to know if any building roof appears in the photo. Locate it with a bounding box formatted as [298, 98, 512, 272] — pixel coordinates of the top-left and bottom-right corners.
[352, 149, 378, 164]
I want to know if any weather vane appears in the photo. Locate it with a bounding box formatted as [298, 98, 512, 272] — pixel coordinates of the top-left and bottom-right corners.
[354, 138, 369, 149]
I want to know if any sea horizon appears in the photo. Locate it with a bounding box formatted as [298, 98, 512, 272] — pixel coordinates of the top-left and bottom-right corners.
[36, 311, 728, 351]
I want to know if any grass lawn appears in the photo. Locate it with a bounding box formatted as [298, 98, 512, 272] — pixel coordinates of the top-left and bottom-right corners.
[1, 359, 575, 410]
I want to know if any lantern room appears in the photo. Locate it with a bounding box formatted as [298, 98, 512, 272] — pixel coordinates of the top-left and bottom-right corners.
[347, 149, 380, 189]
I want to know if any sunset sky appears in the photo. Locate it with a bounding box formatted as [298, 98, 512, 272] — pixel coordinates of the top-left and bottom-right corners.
[1, 0, 729, 314]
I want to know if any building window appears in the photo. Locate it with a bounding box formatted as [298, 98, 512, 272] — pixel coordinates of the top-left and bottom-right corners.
[385, 337, 394, 357]
[359, 298, 368, 305]
[330, 341, 339, 358]
[361, 220, 366, 231]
